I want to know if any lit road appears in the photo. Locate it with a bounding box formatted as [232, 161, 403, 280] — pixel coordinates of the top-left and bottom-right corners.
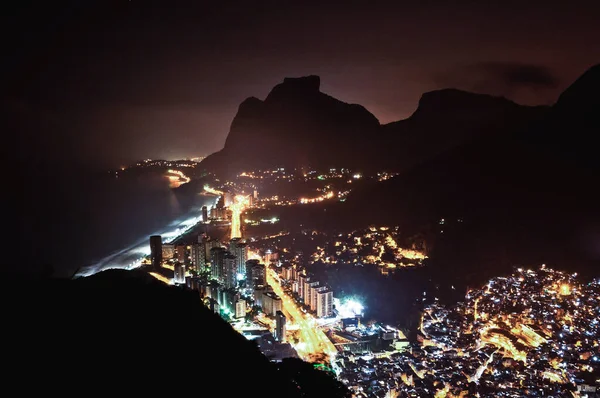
[230, 194, 249, 239]
[202, 184, 246, 240]
[166, 169, 191, 188]
[468, 350, 496, 384]
[265, 266, 337, 363]
[149, 272, 173, 285]
[203, 184, 223, 196]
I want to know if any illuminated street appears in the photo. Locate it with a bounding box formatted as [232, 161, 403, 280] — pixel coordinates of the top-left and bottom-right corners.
[149, 272, 173, 285]
[203, 184, 223, 196]
[265, 266, 337, 363]
[166, 169, 191, 188]
[230, 194, 249, 239]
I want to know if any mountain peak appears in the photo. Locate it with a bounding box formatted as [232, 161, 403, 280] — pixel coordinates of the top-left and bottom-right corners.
[282, 75, 321, 91]
[237, 96, 264, 112]
[414, 88, 517, 116]
[266, 75, 321, 101]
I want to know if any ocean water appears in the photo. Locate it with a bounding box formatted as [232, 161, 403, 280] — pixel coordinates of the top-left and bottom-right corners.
[14, 166, 212, 278]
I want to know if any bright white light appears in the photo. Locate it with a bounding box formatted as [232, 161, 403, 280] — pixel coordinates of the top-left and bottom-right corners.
[131, 246, 151, 256]
[335, 297, 364, 318]
[295, 342, 307, 351]
[237, 273, 245, 281]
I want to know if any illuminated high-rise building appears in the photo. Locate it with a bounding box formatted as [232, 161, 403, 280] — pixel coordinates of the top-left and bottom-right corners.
[201, 206, 208, 223]
[210, 206, 227, 220]
[175, 245, 186, 263]
[210, 247, 227, 282]
[204, 237, 221, 260]
[304, 280, 319, 307]
[298, 274, 308, 302]
[191, 242, 206, 272]
[186, 276, 199, 290]
[272, 295, 282, 315]
[247, 261, 265, 289]
[229, 238, 248, 278]
[207, 281, 219, 300]
[209, 298, 220, 314]
[223, 192, 233, 207]
[316, 289, 333, 318]
[245, 259, 260, 285]
[311, 286, 327, 311]
[229, 237, 240, 252]
[174, 263, 185, 284]
[262, 292, 282, 316]
[219, 288, 236, 314]
[149, 235, 162, 270]
[223, 253, 237, 289]
[264, 249, 278, 265]
[282, 264, 293, 280]
[254, 287, 266, 308]
[162, 243, 175, 260]
[235, 299, 246, 319]
[275, 311, 286, 342]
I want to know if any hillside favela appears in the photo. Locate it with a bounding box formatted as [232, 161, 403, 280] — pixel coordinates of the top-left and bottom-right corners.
[7, 2, 600, 397]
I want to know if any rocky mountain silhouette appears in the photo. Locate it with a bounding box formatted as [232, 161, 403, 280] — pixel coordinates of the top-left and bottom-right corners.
[532, 63, 600, 171]
[378, 88, 546, 171]
[200, 76, 543, 175]
[201, 75, 380, 175]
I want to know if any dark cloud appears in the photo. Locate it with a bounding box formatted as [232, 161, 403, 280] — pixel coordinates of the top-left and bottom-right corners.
[436, 62, 561, 105]
[477, 62, 559, 88]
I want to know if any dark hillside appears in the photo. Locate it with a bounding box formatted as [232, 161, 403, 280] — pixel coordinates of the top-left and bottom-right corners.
[2, 269, 349, 397]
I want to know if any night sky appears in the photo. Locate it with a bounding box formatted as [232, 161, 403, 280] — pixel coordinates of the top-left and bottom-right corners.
[5, 0, 600, 168]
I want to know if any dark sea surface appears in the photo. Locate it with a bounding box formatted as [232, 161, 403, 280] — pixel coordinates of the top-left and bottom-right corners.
[15, 165, 211, 278]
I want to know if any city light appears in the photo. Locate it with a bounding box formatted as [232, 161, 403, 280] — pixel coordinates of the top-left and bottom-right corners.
[203, 185, 224, 195]
[559, 283, 572, 296]
[148, 272, 173, 285]
[299, 191, 334, 204]
[409, 266, 600, 396]
[166, 169, 191, 187]
[264, 264, 337, 363]
[230, 194, 249, 239]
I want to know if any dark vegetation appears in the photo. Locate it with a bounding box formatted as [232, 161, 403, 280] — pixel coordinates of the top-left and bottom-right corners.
[3, 269, 349, 397]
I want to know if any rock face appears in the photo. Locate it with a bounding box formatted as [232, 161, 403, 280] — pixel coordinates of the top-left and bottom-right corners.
[201, 75, 542, 175]
[553, 63, 600, 119]
[379, 88, 545, 171]
[537, 63, 600, 171]
[203, 75, 381, 174]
